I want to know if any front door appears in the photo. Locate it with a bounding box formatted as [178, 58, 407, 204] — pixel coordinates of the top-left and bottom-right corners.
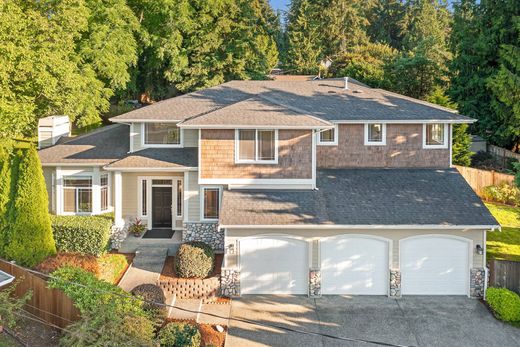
[152, 186, 172, 228]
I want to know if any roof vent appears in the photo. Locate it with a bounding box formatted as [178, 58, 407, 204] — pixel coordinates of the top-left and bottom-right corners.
[353, 89, 363, 94]
[38, 116, 70, 149]
[343, 77, 349, 90]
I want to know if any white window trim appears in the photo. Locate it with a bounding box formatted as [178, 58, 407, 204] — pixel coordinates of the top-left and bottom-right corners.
[200, 186, 222, 222]
[423, 123, 449, 149]
[100, 172, 111, 213]
[234, 129, 279, 164]
[137, 176, 180, 230]
[61, 174, 94, 216]
[364, 123, 387, 146]
[141, 123, 184, 148]
[317, 124, 338, 146]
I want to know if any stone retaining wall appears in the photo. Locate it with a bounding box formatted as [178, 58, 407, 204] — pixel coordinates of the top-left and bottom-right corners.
[159, 276, 220, 302]
[470, 267, 486, 298]
[183, 222, 224, 251]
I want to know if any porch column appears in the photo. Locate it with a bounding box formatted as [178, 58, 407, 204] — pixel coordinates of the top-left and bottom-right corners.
[55, 166, 63, 215]
[92, 167, 101, 214]
[114, 171, 124, 227]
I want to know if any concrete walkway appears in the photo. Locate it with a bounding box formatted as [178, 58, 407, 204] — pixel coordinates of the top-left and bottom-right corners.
[118, 247, 168, 291]
[168, 297, 231, 326]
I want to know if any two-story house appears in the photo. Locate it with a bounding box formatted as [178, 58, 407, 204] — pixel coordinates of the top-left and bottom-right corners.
[38, 78, 498, 298]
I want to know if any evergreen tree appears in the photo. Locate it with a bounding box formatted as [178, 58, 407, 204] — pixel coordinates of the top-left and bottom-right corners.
[366, 0, 406, 49]
[450, 0, 520, 150]
[4, 146, 56, 266]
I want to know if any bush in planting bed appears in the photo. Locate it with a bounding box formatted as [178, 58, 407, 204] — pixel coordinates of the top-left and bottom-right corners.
[158, 322, 201, 347]
[175, 241, 215, 279]
[131, 283, 168, 318]
[486, 287, 520, 322]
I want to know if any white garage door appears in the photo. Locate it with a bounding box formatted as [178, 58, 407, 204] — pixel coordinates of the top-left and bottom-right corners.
[239, 237, 308, 294]
[321, 236, 389, 295]
[401, 236, 470, 295]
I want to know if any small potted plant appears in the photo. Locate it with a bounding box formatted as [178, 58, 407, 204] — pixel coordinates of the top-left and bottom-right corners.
[128, 218, 146, 237]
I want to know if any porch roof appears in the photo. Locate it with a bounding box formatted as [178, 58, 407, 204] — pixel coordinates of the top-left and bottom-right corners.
[104, 148, 198, 170]
[219, 168, 499, 228]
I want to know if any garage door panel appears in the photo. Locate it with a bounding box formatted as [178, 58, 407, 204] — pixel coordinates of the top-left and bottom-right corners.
[321, 237, 389, 295]
[240, 238, 308, 295]
[401, 237, 469, 295]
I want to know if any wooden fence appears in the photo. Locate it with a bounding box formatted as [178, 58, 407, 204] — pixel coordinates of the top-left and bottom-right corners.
[488, 144, 520, 162]
[489, 259, 520, 295]
[0, 259, 80, 329]
[454, 165, 515, 197]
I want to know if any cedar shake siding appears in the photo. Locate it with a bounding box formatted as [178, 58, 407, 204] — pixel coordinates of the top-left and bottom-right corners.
[200, 129, 312, 179]
[317, 124, 451, 168]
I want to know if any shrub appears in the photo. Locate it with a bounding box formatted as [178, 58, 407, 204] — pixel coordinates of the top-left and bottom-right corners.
[131, 283, 167, 318]
[158, 322, 201, 347]
[3, 146, 56, 266]
[486, 287, 520, 322]
[61, 304, 156, 347]
[49, 266, 145, 317]
[128, 217, 146, 237]
[51, 214, 113, 256]
[175, 241, 215, 278]
[482, 183, 520, 206]
[36, 252, 100, 276]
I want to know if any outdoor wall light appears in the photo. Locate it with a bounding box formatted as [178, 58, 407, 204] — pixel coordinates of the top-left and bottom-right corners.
[476, 244, 484, 255]
[227, 243, 235, 255]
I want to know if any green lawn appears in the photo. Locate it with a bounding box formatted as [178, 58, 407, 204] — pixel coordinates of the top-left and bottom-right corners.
[486, 202, 520, 262]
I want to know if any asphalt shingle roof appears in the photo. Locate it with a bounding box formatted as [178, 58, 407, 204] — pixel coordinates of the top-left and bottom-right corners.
[220, 168, 499, 227]
[110, 79, 474, 125]
[38, 124, 130, 165]
[105, 148, 198, 169]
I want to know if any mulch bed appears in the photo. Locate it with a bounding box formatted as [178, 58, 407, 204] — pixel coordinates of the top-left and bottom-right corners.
[162, 318, 227, 347]
[6, 316, 60, 347]
[160, 254, 224, 280]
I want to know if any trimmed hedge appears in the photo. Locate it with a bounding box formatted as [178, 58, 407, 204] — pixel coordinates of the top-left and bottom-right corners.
[51, 214, 113, 256]
[486, 287, 520, 322]
[158, 322, 201, 347]
[175, 241, 215, 278]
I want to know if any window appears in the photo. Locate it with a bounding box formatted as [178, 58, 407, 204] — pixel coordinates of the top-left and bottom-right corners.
[423, 123, 448, 148]
[202, 187, 220, 220]
[317, 125, 338, 146]
[144, 123, 181, 146]
[364, 123, 386, 145]
[63, 176, 92, 213]
[176, 180, 183, 217]
[236, 129, 277, 163]
[100, 174, 109, 212]
[141, 180, 147, 216]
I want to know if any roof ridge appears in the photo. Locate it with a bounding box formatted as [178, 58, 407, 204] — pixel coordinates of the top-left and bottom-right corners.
[177, 95, 257, 126]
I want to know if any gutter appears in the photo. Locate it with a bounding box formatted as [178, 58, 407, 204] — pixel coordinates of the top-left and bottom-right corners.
[219, 224, 501, 230]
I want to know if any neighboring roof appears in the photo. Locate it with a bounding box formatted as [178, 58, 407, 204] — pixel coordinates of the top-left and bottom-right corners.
[220, 168, 499, 227]
[0, 270, 14, 287]
[38, 124, 129, 166]
[180, 96, 332, 128]
[104, 148, 198, 170]
[110, 79, 474, 124]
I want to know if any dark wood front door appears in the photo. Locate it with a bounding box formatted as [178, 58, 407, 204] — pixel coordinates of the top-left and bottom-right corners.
[152, 186, 172, 228]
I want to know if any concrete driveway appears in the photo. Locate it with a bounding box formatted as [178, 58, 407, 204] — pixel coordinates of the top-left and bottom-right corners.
[225, 295, 520, 347]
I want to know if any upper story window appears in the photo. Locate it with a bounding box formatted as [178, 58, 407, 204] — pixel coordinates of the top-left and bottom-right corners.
[143, 123, 181, 146]
[364, 123, 386, 145]
[202, 187, 221, 220]
[317, 125, 338, 146]
[235, 129, 278, 164]
[423, 123, 448, 149]
[63, 176, 92, 213]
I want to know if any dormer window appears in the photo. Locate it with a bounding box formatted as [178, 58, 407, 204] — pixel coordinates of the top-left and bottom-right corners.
[423, 123, 448, 149]
[143, 123, 182, 147]
[317, 125, 338, 146]
[235, 129, 278, 164]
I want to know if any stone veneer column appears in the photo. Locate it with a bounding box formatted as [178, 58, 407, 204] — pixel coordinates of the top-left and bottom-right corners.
[309, 268, 321, 298]
[390, 269, 401, 298]
[470, 268, 486, 298]
[220, 269, 240, 297]
[182, 222, 224, 251]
